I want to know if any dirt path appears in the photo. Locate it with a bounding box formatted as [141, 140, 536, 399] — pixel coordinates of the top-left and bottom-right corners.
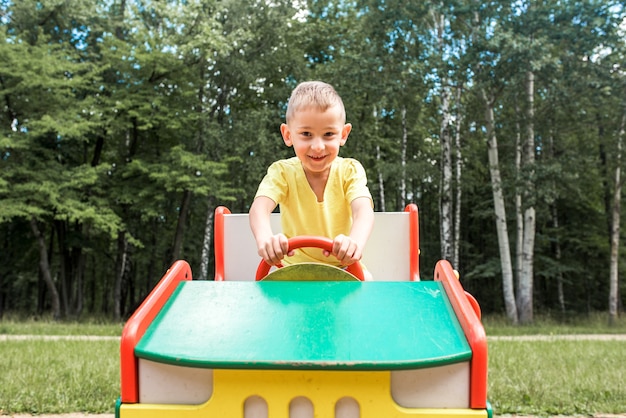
[2, 414, 626, 418]
[3, 334, 625, 342]
[0, 415, 115, 418]
[0, 335, 119, 342]
[488, 334, 626, 341]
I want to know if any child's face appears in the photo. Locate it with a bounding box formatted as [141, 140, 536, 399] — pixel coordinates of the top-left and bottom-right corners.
[280, 105, 352, 177]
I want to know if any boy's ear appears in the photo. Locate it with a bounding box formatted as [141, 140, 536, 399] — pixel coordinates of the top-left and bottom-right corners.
[340, 123, 352, 146]
[280, 123, 293, 147]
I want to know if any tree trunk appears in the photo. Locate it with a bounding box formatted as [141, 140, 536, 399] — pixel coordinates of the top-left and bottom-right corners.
[199, 196, 217, 281]
[114, 0, 127, 40]
[609, 109, 626, 325]
[453, 86, 464, 269]
[91, 134, 105, 167]
[544, 124, 566, 312]
[114, 230, 128, 321]
[0, 279, 4, 318]
[481, 89, 518, 324]
[400, 106, 407, 209]
[439, 83, 453, 262]
[88, 255, 96, 314]
[433, 10, 454, 262]
[552, 204, 565, 313]
[145, 218, 158, 295]
[0, 261, 4, 317]
[597, 115, 612, 238]
[546, 129, 566, 313]
[518, 70, 536, 324]
[29, 217, 61, 319]
[74, 243, 86, 316]
[55, 221, 71, 316]
[514, 100, 523, 303]
[374, 105, 385, 211]
[376, 144, 386, 211]
[171, 190, 192, 264]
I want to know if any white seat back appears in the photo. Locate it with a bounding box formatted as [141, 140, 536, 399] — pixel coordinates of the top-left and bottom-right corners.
[215, 207, 419, 281]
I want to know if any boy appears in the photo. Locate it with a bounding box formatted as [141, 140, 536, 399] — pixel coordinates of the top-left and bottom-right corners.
[249, 81, 374, 277]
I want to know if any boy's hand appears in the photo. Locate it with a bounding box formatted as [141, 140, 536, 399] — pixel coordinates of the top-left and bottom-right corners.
[257, 233, 292, 266]
[326, 234, 362, 266]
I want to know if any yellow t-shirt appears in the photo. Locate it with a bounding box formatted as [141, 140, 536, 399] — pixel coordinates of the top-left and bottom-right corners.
[254, 156, 373, 266]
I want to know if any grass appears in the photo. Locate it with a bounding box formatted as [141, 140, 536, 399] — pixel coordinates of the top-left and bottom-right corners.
[0, 316, 124, 336]
[0, 339, 119, 414]
[483, 311, 626, 335]
[485, 313, 626, 415]
[0, 314, 624, 415]
[489, 340, 626, 415]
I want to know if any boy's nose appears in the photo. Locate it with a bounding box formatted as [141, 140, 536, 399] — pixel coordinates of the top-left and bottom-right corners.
[311, 137, 324, 151]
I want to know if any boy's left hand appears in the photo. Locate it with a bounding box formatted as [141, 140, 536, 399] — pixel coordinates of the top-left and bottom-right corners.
[325, 234, 362, 266]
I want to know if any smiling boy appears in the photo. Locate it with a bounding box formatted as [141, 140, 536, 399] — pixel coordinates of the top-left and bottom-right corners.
[249, 81, 374, 276]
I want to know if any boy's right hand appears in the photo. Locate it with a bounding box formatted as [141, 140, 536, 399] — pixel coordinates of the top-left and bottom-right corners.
[257, 233, 293, 266]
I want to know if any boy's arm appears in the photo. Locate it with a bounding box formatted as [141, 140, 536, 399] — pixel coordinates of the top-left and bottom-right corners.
[349, 196, 375, 249]
[331, 197, 374, 265]
[249, 196, 290, 266]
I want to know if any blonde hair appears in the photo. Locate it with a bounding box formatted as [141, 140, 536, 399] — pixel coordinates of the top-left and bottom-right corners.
[285, 81, 346, 124]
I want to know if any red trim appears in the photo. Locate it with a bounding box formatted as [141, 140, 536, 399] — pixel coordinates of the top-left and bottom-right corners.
[465, 291, 482, 320]
[434, 260, 487, 409]
[119, 260, 192, 403]
[214, 206, 231, 281]
[255, 235, 365, 281]
[405, 204, 420, 281]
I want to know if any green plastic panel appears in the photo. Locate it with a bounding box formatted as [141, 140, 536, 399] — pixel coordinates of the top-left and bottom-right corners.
[134, 281, 471, 370]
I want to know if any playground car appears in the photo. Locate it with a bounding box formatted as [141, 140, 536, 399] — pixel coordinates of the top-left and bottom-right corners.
[116, 205, 492, 418]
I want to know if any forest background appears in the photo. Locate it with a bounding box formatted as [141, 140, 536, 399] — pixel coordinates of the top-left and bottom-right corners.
[1, 0, 625, 325]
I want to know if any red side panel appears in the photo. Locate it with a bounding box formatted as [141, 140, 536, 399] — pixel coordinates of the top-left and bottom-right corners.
[405, 204, 420, 281]
[119, 260, 192, 403]
[435, 260, 488, 409]
[214, 206, 231, 281]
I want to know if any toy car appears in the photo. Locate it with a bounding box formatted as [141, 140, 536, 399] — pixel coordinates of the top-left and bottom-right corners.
[116, 205, 492, 418]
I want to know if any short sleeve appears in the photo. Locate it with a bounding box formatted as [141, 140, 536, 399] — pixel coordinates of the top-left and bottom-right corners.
[342, 159, 373, 206]
[254, 161, 287, 205]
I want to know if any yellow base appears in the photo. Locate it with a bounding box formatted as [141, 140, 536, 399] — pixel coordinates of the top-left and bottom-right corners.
[120, 368, 487, 418]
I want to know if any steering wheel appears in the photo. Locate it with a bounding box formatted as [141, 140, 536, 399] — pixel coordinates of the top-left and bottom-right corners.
[255, 236, 365, 281]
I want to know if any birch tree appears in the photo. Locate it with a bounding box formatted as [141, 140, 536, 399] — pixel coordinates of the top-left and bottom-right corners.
[453, 87, 464, 268]
[517, 70, 536, 324]
[468, 4, 519, 323]
[429, 4, 467, 266]
[608, 109, 625, 325]
[481, 89, 518, 324]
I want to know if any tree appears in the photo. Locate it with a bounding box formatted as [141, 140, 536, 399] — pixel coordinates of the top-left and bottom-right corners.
[463, 1, 519, 323]
[609, 109, 625, 325]
[0, 1, 122, 317]
[1, 0, 625, 319]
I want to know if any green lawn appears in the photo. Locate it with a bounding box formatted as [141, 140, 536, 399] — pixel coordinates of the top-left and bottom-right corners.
[483, 312, 626, 336]
[0, 314, 624, 415]
[0, 317, 124, 336]
[0, 338, 119, 414]
[488, 339, 626, 415]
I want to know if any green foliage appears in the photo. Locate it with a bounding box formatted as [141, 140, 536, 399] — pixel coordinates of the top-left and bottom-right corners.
[1, 0, 625, 318]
